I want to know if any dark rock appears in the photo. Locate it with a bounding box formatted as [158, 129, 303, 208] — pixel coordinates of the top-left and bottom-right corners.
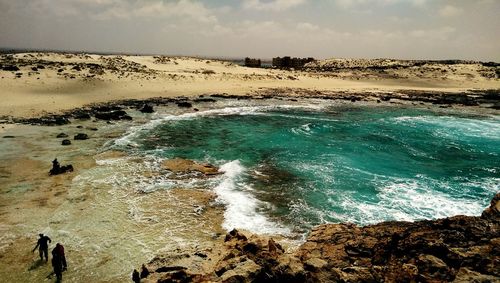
[74, 133, 88, 140]
[49, 164, 74, 176]
[94, 110, 130, 120]
[176, 101, 192, 108]
[3, 135, 15, 138]
[156, 266, 187, 273]
[76, 125, 83, 128]
[2, 65, 19, 71]
[61, 139, 71, 145]
[73, 112, 91, 120]
[56, 133, 68, 138]
[139, 104, 154, 113]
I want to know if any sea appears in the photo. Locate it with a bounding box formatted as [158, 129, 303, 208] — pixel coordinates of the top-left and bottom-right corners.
[1, 98, 498, 282]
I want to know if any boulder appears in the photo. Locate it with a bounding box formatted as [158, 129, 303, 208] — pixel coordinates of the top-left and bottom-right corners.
[61, 139, 71, 145]
[94, 110, 130, 120]
[176, 101, 193, 108]
[74, 133, 88, 140]
[139, 104, 154, 113]
[481, 192, 500, 220]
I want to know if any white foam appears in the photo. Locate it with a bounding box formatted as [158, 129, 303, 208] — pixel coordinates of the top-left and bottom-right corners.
[215, 160, 290, 235]
[390, 115, 500, 140]
[335, 177, 491, 225]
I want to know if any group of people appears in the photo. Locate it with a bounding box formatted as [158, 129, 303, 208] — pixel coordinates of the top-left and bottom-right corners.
[32, 233, 67, 282]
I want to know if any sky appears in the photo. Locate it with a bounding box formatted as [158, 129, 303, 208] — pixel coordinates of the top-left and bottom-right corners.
[0, 0, 499, 61]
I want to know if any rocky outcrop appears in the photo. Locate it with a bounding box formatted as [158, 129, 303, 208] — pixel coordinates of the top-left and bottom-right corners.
[136, 193, 499, 282]
[162, 158, 221, 176]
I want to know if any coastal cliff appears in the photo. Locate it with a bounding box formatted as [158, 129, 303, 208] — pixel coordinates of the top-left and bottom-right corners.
[137, 193, 499, 282]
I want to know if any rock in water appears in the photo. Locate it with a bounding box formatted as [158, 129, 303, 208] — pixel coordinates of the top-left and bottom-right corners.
[61, 139, 71, 145]
[57, 133, 69, 138]
[139, 104, 154, 113]
[176, 101, 193, 108]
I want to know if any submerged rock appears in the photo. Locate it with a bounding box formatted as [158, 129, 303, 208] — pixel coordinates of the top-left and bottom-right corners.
[136, 193, 500, 282]
[61, 139, 71, 145]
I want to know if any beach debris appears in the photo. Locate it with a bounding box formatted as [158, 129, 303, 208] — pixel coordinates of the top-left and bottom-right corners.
[74, 133, 88, 140]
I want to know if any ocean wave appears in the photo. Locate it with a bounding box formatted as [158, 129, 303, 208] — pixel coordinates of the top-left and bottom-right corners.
[335, 177, 492, 225]
[214, 160, 290, 235]
[390, 115, 500, 140]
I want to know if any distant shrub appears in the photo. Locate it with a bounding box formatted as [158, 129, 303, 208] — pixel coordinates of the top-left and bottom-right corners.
[202, 70, 216, 75]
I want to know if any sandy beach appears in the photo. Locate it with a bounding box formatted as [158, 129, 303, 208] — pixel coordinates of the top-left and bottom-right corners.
[1, 53, 499, 119]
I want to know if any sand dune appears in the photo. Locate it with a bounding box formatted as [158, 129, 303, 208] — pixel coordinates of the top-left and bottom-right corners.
[0, 53, 498, 118]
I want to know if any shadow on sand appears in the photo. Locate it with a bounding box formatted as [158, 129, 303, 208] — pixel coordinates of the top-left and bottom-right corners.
[28, 259, 45, 271]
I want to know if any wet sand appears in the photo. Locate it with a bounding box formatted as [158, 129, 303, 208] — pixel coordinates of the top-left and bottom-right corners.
[0, 115, 226, 282]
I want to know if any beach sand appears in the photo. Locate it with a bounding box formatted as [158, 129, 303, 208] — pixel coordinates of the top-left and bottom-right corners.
[1, 53, 498, 118]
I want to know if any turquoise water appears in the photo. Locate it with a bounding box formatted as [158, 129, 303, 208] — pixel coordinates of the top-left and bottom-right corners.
[115, 103, 499, 236]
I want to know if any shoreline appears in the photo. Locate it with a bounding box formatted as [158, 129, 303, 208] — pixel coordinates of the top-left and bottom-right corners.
[1, 88, 498, 126]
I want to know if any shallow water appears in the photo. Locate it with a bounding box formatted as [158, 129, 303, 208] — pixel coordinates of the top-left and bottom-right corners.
[0, 99, 498, 282]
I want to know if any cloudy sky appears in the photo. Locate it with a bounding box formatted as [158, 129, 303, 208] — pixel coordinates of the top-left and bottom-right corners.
[0, 0, 498, 60]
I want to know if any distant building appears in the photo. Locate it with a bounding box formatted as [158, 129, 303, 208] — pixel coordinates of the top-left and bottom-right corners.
[244, 57, 261, 68]
[272, 56, 315, 69]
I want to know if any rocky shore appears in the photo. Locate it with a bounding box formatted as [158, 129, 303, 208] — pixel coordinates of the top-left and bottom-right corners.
[135, 193, 499, 283]
[1, 88, 499, 127]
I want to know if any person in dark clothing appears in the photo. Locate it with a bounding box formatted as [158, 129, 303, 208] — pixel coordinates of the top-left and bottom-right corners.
[132, 269, 140, 283]
[52, 158, 60, 172]
[51, 247, 63, 282]
[140, 264, 149, 278]
[32, 233, 51, 261]
[54, 243, 67, 271]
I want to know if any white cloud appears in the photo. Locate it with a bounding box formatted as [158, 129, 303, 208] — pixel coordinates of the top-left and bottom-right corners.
[242, 0, 307, 11]
[439, 5, 463, 17]
[297, 22, 320, 32]
[335, 0, 427, 9]
[409, 26, 456, 39]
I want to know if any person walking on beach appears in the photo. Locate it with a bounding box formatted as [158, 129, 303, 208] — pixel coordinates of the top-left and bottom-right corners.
[54, 243, 67, 271]
[51, 246, 64, 282]
[32, 233, 51, 261]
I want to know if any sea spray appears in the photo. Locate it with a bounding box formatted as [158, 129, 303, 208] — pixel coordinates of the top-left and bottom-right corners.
[215, 160, 290, 234]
